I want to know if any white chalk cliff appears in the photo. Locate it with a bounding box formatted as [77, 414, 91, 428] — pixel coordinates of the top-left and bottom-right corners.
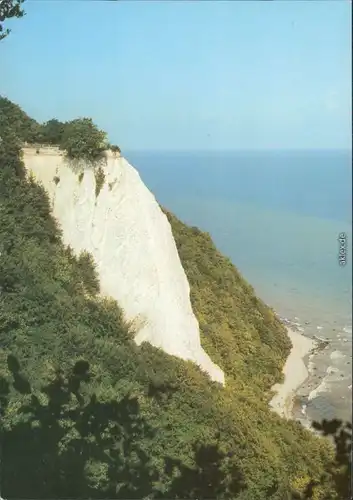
[23, 147, 225, 385]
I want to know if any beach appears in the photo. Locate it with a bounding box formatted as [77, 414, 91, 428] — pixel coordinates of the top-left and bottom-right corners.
[270, 327, 316, 420]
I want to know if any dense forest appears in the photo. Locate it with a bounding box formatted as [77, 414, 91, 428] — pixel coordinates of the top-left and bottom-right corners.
[0, 96, 351, 499]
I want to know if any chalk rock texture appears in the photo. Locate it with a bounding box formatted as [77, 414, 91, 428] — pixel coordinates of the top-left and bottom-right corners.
[23, 147, 225, 385]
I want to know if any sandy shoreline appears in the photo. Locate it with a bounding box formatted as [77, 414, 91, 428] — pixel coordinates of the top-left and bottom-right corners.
[270, 327, 316, 420]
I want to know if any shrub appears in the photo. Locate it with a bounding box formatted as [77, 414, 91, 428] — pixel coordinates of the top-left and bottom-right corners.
[110, 144, 121, 155]
[41, 119, 66, 146]
[53, 175, 60, 185]
[94, 165, 105, 198]
[0, 96, 43, 144]
[60, 118, 107, 162]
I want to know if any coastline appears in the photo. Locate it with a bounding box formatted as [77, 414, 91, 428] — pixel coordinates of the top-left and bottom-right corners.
[270, 327, 316, 420]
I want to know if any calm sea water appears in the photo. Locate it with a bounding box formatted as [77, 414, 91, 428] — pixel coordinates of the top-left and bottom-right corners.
[125, 150, 352, 423]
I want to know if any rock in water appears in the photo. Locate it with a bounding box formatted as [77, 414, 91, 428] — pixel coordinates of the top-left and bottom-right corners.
[23, 147, 225, 385]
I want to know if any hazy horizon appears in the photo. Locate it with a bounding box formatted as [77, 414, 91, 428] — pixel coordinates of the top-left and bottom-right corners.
[124, 147, 352, 153]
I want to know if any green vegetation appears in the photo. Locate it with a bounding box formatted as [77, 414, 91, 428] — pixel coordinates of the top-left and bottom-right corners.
[110, 144, 121, 155]
[0, 0, 25, 41]
[165, 210, 291, 395]
[0, 95, 43, 143]
[94, 164, 105, 198]
[0, 97, 109, 164]
[41, 118, 66, 145]
[0, 99, 351, 499]
[53, 175, 60, 185]
[78, 171, 84, 183]
[60, 118, 107, 162]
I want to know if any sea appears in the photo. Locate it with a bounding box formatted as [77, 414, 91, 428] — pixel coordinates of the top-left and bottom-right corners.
[125, 149, 352, 425]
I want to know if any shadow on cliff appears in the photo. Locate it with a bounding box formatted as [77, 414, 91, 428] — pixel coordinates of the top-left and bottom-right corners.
[0, 355, 248, 499]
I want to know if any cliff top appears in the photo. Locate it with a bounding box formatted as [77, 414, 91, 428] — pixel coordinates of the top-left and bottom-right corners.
[22, 145, 121, 159]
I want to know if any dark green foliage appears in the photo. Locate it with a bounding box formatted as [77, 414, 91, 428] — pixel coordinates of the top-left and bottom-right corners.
[94, 165, 105, 198]
[78, 171, 84, 183]
[53, 175, 60, 185]
[60, 118, 107, 162]
[110, 144, 121, 154]
[41, 118, 66, 145]
[306, 420, 352, 500]
[163, 441, 247, 499]
[0, 96, 43, 143]
[0, 0, 25, 41]
[0, 100, 350, 499]
[0, 358, 250, 499]
[0, 97, 108, 165]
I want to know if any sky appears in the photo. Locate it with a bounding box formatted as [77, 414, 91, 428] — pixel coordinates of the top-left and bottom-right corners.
[2, 0, 352, 151]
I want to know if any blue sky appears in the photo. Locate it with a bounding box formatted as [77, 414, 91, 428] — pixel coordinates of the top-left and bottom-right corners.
[2, 1, 351, 151]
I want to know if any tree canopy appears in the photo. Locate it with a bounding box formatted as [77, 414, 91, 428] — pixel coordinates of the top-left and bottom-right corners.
[0, 96, 121, 161]
[41, 118, 66, 146]
[59, 118, 108, 161]
[0, 0, 25, 41]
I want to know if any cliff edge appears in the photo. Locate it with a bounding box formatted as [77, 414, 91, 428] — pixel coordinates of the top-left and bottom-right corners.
[23, 147, 225, 385]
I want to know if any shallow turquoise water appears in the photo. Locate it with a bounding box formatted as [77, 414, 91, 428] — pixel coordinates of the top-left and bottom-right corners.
[126, 149, 352, 421]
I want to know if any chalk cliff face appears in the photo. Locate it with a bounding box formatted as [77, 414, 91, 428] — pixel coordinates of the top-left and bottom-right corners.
[23, 147, 225, 385]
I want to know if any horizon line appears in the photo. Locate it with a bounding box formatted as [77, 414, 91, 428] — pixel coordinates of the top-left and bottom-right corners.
[123, 147, 352, 153]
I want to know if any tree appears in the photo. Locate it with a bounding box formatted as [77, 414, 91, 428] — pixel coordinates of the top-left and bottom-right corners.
[109, 144, 121, 154]
[0, 0, 25, 41]
[0, 358, 161, 498]
[298, 419, 352, 500]
[60, 118, 108, 162]
[41, 119, 66, 146]
[0, 96, 42, 144]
